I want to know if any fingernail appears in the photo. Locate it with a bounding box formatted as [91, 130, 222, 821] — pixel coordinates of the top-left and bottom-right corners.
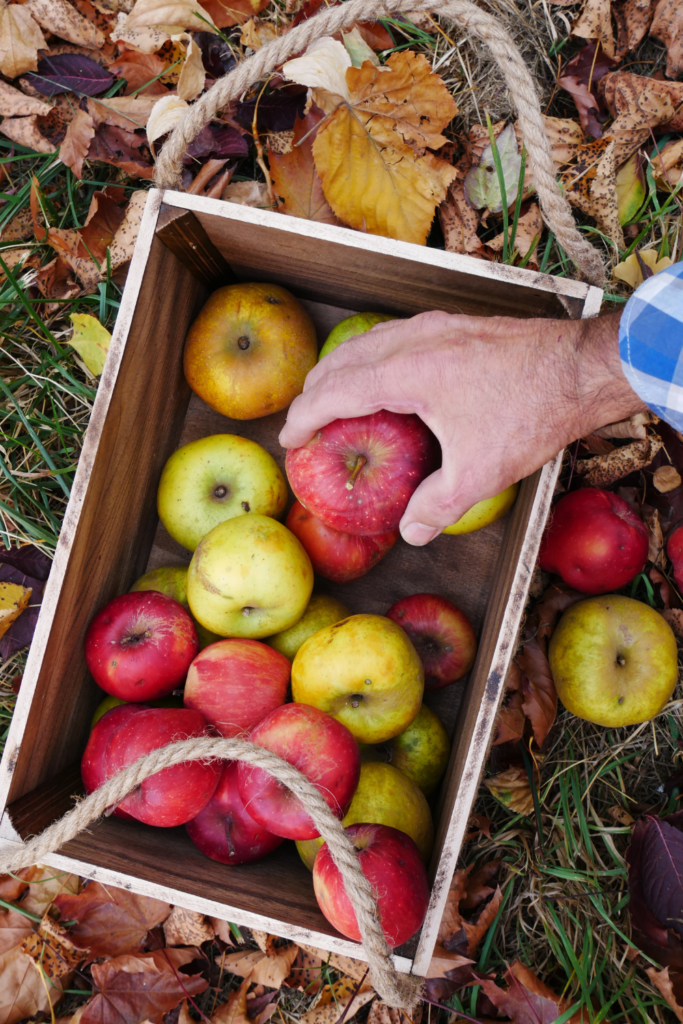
[401, 522, 440, 546]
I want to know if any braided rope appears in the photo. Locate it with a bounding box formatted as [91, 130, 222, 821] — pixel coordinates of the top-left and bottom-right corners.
[1, 736, 423, 1010]
[154, 0, 606, 286]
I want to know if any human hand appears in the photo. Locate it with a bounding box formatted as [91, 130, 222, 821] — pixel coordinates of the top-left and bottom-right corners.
[279, 310, 646, 546]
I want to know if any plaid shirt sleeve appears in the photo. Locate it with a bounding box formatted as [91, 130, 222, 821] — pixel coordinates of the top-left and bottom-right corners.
[619, 260, 683, 429]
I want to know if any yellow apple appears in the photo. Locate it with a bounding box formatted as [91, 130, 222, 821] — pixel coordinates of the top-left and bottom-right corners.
[549, 594, 678, 727]
[130, 565, 221, 649]
[318, 312, 394, 361]
[157, 434, 287, 552]
[291, 614, 424, 743]
[296, 760, 434, 870]
[187, 514, 313, 639]
[183, 282, 318, 420]
[266, 594, 350, 662]
[388, 704, 451, 796]
[444, 482, 519, 535]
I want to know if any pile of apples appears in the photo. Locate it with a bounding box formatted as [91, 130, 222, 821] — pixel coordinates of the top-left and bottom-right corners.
[80, 284, 490, 951]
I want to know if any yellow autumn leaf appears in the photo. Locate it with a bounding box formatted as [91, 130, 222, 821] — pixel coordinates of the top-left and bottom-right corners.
[0, 1, 47, 79]
[68, 313, 111, 376]
[307, 51, 457, 245]
[0, 581, 32, 641]
[176, 34, 205, 100]
[613, 248, 674, 288]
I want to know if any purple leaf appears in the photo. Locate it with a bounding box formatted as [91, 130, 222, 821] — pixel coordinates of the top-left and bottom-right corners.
[557, 43, 617, 139]
[194, 31, 236, 79]
[235, 89, 307, 133]
[0, 544, 51, 582]
[0, 563, 45, 661]
[627, 816, 683, 940]
[183, 123, 249, 164]
[26, 54, 114, 97]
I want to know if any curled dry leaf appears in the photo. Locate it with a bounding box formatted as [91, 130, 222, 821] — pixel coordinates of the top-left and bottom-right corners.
[110, 12, 170, 52]
[438, 168, 484, 257]
[614, 247, 673, 288]
[343, 25, 380, 68]
[21, 912, 87, 980]
[177, 33, 205, 101]
[654, 465, 682, 493]
[200, 0, 268, 29]
[35, 255, 81, 313]
[575, 435, 664, 486]
[162, 905, 214, 946]
[594, 410, 657, 439]
[650, 0, 683, 78]
[187, 157, 232, 197]
[0, 208, 34, 242]
[653, 138, 683, 190]
[567, 141, 624, 249]
[108, 48, 168, 94]
[283, 36, 352, 101]
[367, 1003, 422, 1024]
[107, 189, 148, 269]
[607, 804, 635, 826]
[147, 93, 188, 147]
[572, 0, 616, 57]
[270, 107, 342, 225]
[647, 965, 683, 1021]
[240, 15, 277, 48]
[0, 79, 52, 116]
[437, 864, 503, 959]
[88, 94, 158, 130]
[645, 508, 665, 568]
[0, 1, 47, 79]
[20, 866, 80, 917]
[59, 107, 96, 178]
[484, 766, 534, 816]
[123, 0, 216, 35]
[25, 0, 105, 48]
[297, 944, 369, 983]
[493, 662, 526, 746]
[557, 43, 616, 138]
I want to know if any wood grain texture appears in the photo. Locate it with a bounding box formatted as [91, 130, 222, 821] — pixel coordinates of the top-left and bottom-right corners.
[156, 205, 236, 288]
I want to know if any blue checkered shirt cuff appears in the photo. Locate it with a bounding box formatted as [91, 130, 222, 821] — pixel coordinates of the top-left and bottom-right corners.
[619, 260, 683, 430]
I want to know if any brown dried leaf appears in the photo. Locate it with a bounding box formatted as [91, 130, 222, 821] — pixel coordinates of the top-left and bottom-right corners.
[25, 0, 105, 47]
[123, 0, 216, 33]
[478, 960, 586, 1024]
[0, 944, 65, 1024]
[646, 508, 665, 568]
[572, 0, 616, 56]
[87, 94, 157, 130]
[21, 913, 86, 979]
[438, 173, 484, 256]
[0, 1, 47, 78]
[566, 141, 624, 248]
[493, 662, 526, 746]
[437, 864, 503, 958]
[300, 976, 375, 1024]
[575, 435, 664, 486]
[187, 157, 232, 197]
[0, 909, 34, 956]
[367, 1002, 422, 1024]
[654, 465, 682, 493]
[615, 0, 656, 56]
[488, 202, 542, 263]
[212, 976, 252, 1024]
[222, 180, 271, 206]
[270, 107, 342, 225]
[198, 0, 268, 29]
[0, 80, 51, 117]
[59, 107, 96, 179]
[0, 208, 34, 243]
[52, 879, 171, 958]
[608, 804, 635, 825]
[464, 813, 492, 841]
[515, 634, 558, 749]
[650, 0, 683, 78]
[598, 72, 683, 165]
[86, 122, 155, 178]
[240, 15, 277, 47]
[594, 411, 658, 439]
[110, 14, 169, 51]
[646, 965, 683, 1020]
[662, 608, 683, 637]
[221, 944, 299, 990]
[282, 947, 323, 994]
[108, 48, 168, 94]
[163, 906, 214, 946]
[0, 115, 55, 153]
[652, 138, 683, 191]
[484, 767, 534, 816]
[177, 33, 204, 100]
[83, 954, 207, 1024]
[20, 867, 80, 918]
[298, 945, 368, 983]
[107, 189, 148, 269]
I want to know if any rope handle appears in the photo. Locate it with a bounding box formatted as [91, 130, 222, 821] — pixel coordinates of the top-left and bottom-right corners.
[1, 736, 424, 1010]
[154, 0, 606, 286]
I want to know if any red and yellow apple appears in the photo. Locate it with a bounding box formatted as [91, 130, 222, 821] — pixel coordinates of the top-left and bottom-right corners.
[385, 593, 477, 689]
[286, 500, 398, 583]
[266, 593, 350, 661]
[130, 565, 221, 650]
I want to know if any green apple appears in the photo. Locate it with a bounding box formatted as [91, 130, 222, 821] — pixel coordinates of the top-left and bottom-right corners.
[549, 594, 678, 727]
[444, 482, 519, 535]
[90, 692, 184, 729]
[291, 613, 424, 743]
[296, 760, 434, 870]
[388, 704, 450, 796]
[318, 312, 394, 361]
[266, 594, 350, 661]
[157, 434, 287, 552]
[130, 565, 222, 650]
[187, 514, 314, 639]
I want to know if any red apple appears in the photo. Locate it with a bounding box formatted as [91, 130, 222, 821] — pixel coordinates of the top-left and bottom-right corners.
[237, 703, 360, 840]
[313, 823, 430, 947]
[285, 411, 439, 536]
[385, 593, 477, 689]
[81, 705, 220, 827]
[668, 524, 683, 591]
[85, 592, 198, 702]
[286, 501, 399, 583]
[184, 639, 290, 737]
[186, 761, 283, 864]
[539, 488, 648, 595]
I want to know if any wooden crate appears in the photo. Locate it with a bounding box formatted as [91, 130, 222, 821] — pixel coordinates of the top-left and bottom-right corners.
[0, 190, 602, 975]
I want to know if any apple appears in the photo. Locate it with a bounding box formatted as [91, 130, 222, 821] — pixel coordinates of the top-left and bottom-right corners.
[183, 282, 317, 420]
[187, 514, 314, 639]
[387, 704, 451, 796]
[549, 595, 678, 727]
[443, 482, 519, 535]
[318, 312, 394, 361]
[296, 759, 434, 870]
[385, 593, 477, 690]
[184, 638, 290, 736]
[82, 705, 220, 826]
[539, 488, 648, 595]
[90, 692, 183, 729]
[291, 614, 424, 743]
[667, 524, 683, 591]
[285, 411, 439, 536]
[237, 703, 360, 840]
[84, 591, 198, 702]
[266, 593, 350, 661]
[157, 434, 287, 552]
[186, 761, 283, 864]
[130, 565, 222, 650]
[285, 500, 399, 583]
[313, 823, 430, 948]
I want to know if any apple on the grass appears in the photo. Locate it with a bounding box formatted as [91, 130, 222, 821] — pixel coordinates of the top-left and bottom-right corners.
[157, 434, 287, 552]
[291, 614, 424, 743]
[82, 705, 220, 826]
[267, 593, 350, 662]
[85, 591, 198, 702]
[285, 500, 399, 583]
[285, 411, 439, 536]
[130, 565, 222, 650]
[237, 703, 360, 840]
[385, 593, 477, 689]
[186, 761, 283, 865]
[539, 488, 648, 594]
[184, 638, 290, 736]
[184, 282, 317, 421]
[313, 823, 430, 947]
[549, 594, 678, 727]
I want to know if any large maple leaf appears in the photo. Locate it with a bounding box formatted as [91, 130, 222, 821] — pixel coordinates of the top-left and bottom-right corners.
[53, 880, 171, 958]
[82, 955, 207, 1024]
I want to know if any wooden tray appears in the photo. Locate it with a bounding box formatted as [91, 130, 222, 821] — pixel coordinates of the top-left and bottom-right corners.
[0, 191, 602, 975]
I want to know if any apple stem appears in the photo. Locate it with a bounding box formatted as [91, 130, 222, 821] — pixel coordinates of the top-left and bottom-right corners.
[345, 455, 367, 491]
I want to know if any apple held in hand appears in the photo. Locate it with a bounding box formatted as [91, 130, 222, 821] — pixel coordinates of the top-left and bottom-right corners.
[184, 639, 290, 736]
[237, 703, 360, 840]
[186, 761, 283, 865]
[386, 593, 476, 689]
[286, 411, 439, 536]
[187, 515, 314, 639]
[549, 595, 678, 727]
[292, 614, 423, 743]
[318, 312, 394, 361]
[286, 500, 399, 583]
[539, 488, 648, 594]
[184, 282, 317, 420]
[313, 823, 430, 948]
[85, 592, 198, 702]
[444, 482, 519, 535]
[82, 705, 220, 826]
[130, 565, 222, 650]
[157, 434, 287, 552]
[267, 593, 350, 662]
[388, 704, 451, 796]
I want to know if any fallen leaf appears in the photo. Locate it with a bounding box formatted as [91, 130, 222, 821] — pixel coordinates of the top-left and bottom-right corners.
[220, 944, 299, 989]
[493, 662, 526, 746]
[240, 15, 277, 48]
[594, 410, 658, 438]
[616, 151, 646, 225]
[0, 79, 52, 116]
[343, 25, 379, 68]
[68, 312, 111, 375]
[297, 945, 368, 983]
[163, 906, 214, 947]
[86, 122, 155, 178]
[20, 867, 80, 918]
[615, 0, 656, 55]
[187, 156, 231, 197]
[0, 909, 34, 956]
[0, 114, 56, 153]
[0, 582, 32, 641]
[516, 635, 558, 749]
[558, 43, 616, 138]
[270, 106, 342, 225]
[0, 944, 65, 1024]
[367, 1002, 422, 1024]
[650, 0, 683, 78]
[437, 865, 503, 959]
[33, 255, 79, 313]
[646, 508, 665, 568]
[614, 247, 674, 287]
[107, 189, 148, 269]
[25, 52, 114, 96]
[477, 960, 585, 1024]
[572, 0, 615, 57]
[488, 202, 541, 262]
[484, 767, 534, 816]
[183, 121, 248, 163]
[652, 137, 683, 190]
[0, 866, 42, 904]
[300, 975, 375, 1024]
[108, 48, 168, 94]
[26, 0, 105, 48]
[212, 976, 251, 1024]
[0, 208, 34, 242]
[283, 35, 352, 99]
[88, 93, 157, 131]
[235, 89, 307, 133]
[199, 0, 268, 29]
[22, 913, 86, 980]
[147, 92, 187, 148]
[53, 880, 171, 957]
[176, 32, 204, 100]
[575, 435, 664, 485]
[59, 107, 96, 177]
[567, 140, 624, 248]
[0, 564, 45, 659]
[608, 804, 635, 826]
[123, 0, 216, 34]
[647, 965, 683, 1020]
[654, 465, 682, 493]
[282, 947, 323, 994]
[110, 10, 169, 52]
[662, 608, 683, 636]
[221, 179, 270, 206]
[627, 816, 683, 951]
[0, 1, 47, 79]
[464, 813, 491, 841]
[464, 123, 521, 214]
[599, 71, 683, 164]
[82, 956, 207, 1024]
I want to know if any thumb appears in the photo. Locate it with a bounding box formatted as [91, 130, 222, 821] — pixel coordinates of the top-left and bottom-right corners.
[399, 468, 475, 547]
